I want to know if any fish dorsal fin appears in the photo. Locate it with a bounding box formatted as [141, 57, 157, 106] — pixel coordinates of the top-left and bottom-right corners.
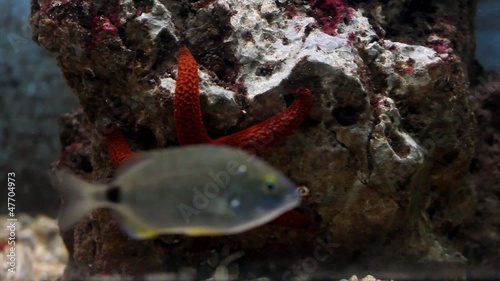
[115, 152, 155, 178]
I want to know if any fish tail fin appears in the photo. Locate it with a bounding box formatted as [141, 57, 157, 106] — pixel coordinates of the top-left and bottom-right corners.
[51, 169, 107, 230]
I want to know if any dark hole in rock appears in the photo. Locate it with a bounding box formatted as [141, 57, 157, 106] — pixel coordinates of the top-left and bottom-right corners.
[83, 69, 95, 80]
[351, 249, 362, 259]
[314, 213, 323, 223]
[135, 49, 150, 66]
[469, 158, 480, 173]
[135, 125, 158, 150]
[107, 44, 122, 52]
[427, 203, 438, 219]
[79, 157, 93, 173]
[401, 0, 435, 25]
[475, 210, 485, 218]
[400, 198, 410, 209]
[442, 150, 459, 163]
[381, 238, 392, 247]
[59, 127, 77, 147]
[486, 95, 500, 129]
[131, 249, 139, 257]
[68, 154, 89, 171]
[332, 105, 364, 126]
[445, 224, 460, 240]
[284, 93, 295, 107]
[117, 25, 126, 40]
[255, 66, 271, 77]
[407, 105, 421, 115]
[178, 5, 190, 18]
[218, 59, 237, 83]
[395, 182, 405, 192]
[134, 0, 154, 10]
[430, 185, 437, 192]
[485, 134, 494, 146]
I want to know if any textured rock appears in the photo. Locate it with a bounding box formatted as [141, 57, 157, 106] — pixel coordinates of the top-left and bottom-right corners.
[30, 0, 478, 279]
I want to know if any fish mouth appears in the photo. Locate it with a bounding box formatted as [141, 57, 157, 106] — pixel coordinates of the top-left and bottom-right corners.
[275, 186, 302, 212]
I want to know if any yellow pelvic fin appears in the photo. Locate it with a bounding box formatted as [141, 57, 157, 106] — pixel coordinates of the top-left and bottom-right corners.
[186, 227, 226, 236]
[113, 209, 159, 239]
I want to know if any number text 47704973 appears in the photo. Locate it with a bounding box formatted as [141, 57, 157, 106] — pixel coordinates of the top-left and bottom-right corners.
[6, 172, 17, 274]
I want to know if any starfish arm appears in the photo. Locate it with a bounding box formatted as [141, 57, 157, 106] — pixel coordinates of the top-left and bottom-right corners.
[105, 129, 135, 167]
[212, 87, 313, 153]
[174, 47, 212, 145]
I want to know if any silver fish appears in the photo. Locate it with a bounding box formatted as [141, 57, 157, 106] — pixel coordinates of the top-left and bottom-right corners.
[52, 144, 300, 238]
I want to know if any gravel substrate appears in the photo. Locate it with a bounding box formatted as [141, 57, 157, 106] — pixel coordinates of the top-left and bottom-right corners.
[0, 214, 67, 281]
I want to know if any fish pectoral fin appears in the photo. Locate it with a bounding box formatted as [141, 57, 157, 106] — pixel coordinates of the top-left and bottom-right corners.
[186, 227, 226, 236]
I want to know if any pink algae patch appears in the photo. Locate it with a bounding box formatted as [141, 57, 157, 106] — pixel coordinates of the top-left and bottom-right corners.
[88, 0, 123, 48]
[307, 0, 352, 36]
[427, 39, 450, 54]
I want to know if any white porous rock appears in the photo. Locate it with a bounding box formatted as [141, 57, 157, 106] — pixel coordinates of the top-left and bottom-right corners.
[220, 1, 367, 99]
[135, 0, 178, 40]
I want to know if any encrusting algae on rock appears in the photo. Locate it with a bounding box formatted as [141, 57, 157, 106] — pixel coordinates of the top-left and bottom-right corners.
[52, 144, 300, 238]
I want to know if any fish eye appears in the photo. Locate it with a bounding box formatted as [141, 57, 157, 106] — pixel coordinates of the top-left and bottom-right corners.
[264, 182, 275, 192]
[262, 175, 278, 193]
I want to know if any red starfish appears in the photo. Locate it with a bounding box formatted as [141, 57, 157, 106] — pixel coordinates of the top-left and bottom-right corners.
[105, 126, 136, 166]
[174, 47, 313, 153]
[104, 47, 313, 228]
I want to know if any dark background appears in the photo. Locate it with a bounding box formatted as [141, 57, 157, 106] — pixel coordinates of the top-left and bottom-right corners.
[0, 0, 498, 217]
